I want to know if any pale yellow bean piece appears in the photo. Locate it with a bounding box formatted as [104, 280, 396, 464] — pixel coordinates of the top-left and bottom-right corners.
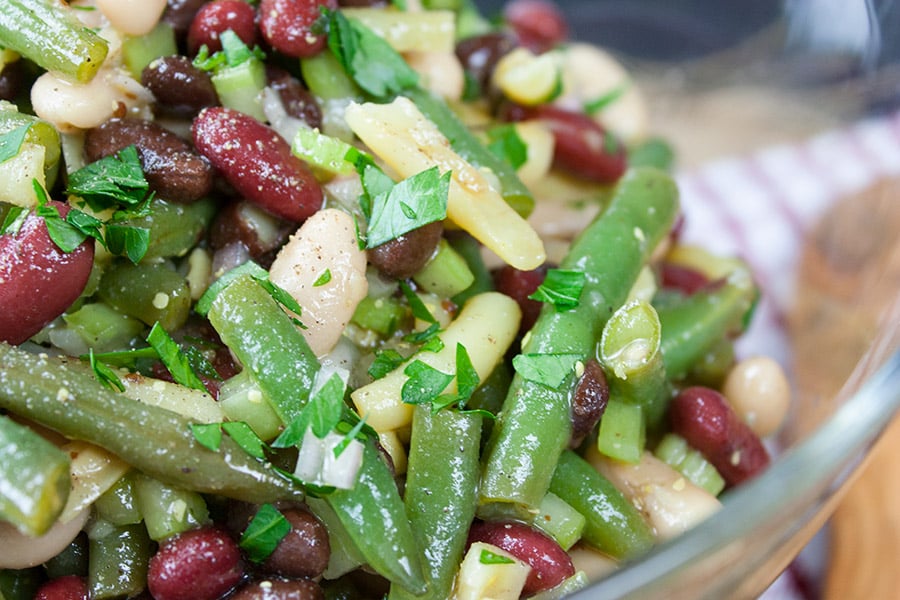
[344, 97, 546, 271]
[351, 292, 521, 432]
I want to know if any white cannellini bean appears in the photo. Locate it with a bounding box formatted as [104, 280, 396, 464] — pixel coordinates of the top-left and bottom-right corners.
[587, 447, 722, 541]
[0, 507, 89, 569]
[723, 356, 792, 438]
[96, 0, 167, 36]
[269, 208, 368, 357]
[555, 42, 649, 144]
[31, 66, 153, 132]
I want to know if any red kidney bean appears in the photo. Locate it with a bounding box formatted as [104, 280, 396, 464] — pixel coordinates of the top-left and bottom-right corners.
[455, 32, 517, 95]
[659, 262, 710, 295]
[142, 55, 220, 118]
[367, 221, 444, 280]
[491, 263, 548, 334]
[259, 507, 331, 579]
[163, 0, 208, 39]
[230, 578, 324, 600]
[503, 0, 569, 54]
[669, 386, 771, 487]
[192, 107, 324, 222]
[267, 68, 323, 129]
[501, 103, 627, 183]
[187, 0, 259, 55]
[84, 118, 213, 204]
[467, 520, 574, 595]
[34, 576, 88, 600]
[570, 358, 609, 447]
[0, 202, 94, 345]
[147, 526, 244, 600]
[258, 0, 337, 58]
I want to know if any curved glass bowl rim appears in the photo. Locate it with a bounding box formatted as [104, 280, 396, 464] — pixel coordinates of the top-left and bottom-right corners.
[571, 347, 900, 598]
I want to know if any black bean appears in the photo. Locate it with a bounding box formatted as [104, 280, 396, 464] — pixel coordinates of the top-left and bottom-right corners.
[267, 68, 323, 129]
[162, 0, 208, 39]
[570, 358, 608, 447]
[84, 118, 213, 204]
[455, 32, 517, 94]
[208, 200, 293, 261]
[259, 507, 330, 580]
[142, 55, 219, 117]
[367, 221, 443, 280]
[230, 578, 324, 600]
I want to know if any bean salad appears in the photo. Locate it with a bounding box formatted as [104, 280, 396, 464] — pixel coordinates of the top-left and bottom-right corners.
[0, 0, 792, 598]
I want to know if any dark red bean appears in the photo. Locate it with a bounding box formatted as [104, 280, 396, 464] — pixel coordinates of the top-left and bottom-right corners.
[0, 202, 94, 345]
[669, 386, 771, 487]
[492, 263, 548, 334]
[502, 103, 627, 183]
[267, 69, 323, 129]
[147, 526, 244, 600]
[0, 59, 24, 101]
[503, 0, 569, 54]
[467, 521, 574, 595]
[259, 0, 337, 58]
[142, 55, 219, 117]
[192, 107, 323, 222]
[34, 576, 88, 600]
[187, 0, 258, 55]
[570, 358, 608, 447]
[208, 199, 293, 261]
[259, 507, 331, 579]
[84, 118, 213, 204]
[230, 578, 324, 600]
[163, 0, 208, 39]
[660, 262, 710, 295]
[455, 32, 517, 95]
[367, 221, 444, 280]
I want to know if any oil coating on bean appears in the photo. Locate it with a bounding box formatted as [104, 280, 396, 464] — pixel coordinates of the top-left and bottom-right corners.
[84, 118, 213, 204]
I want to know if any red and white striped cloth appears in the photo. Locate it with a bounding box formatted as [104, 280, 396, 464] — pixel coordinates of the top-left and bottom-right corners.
[674, 110, 900, 599]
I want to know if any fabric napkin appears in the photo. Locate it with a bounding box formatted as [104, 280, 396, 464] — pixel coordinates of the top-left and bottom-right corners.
[674, 109, 900, 599]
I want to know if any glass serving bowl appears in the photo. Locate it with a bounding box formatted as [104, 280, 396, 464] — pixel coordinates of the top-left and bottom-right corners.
[479, 0, 900, 597]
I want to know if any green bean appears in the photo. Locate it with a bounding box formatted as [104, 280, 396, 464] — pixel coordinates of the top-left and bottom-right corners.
[0, 343, 305, 504]
[87, 520, 152, 600]
[389, 406, 481, 600]
[0, 414, 70, 536]
[43, 533, 89, 579]
[0, 0, 109, 83]
[657, 268, 757, 381]
[599, 299, 670, 429]
[0, 567, 43, 600]
[326, 440, 427, 595]
[124, 197, 216, 261]
[207, 275, 319, 424]
[479, 167, 679, 517]
[97, 260, 192, 331]
[132, 473, 209, 541]
[93, 472, 142, 526]
[448, 232, 495, 307]
[404, 86, 534, 217]
[549, 450, 654, 560]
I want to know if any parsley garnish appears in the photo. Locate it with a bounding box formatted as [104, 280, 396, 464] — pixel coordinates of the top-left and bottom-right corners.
[193, 29, 266, 73]
[326, 8, 419, 100]
[528, 269, 586, 309]
[512, 352, 582, 388]
[401, 360, 453, 406]
[190, 422, 223, 452]
[313, 269, 332, 287]
[368, 349, 406, 380]
[0, 123, 31, 164]
[0, 204, 27, 236]
[88, 348, 126, 392]
[271, 372, 347, 448]
[487, 124, 528, 170]
[479, 548, 515, 565]
[365, 166, 449, 249]
[584, 83, 628, 116]
[146, 323, 207, 392]
[66, 145, 150, 211]
[222, 421, 267, 459]
[239, 504, 291, 563]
